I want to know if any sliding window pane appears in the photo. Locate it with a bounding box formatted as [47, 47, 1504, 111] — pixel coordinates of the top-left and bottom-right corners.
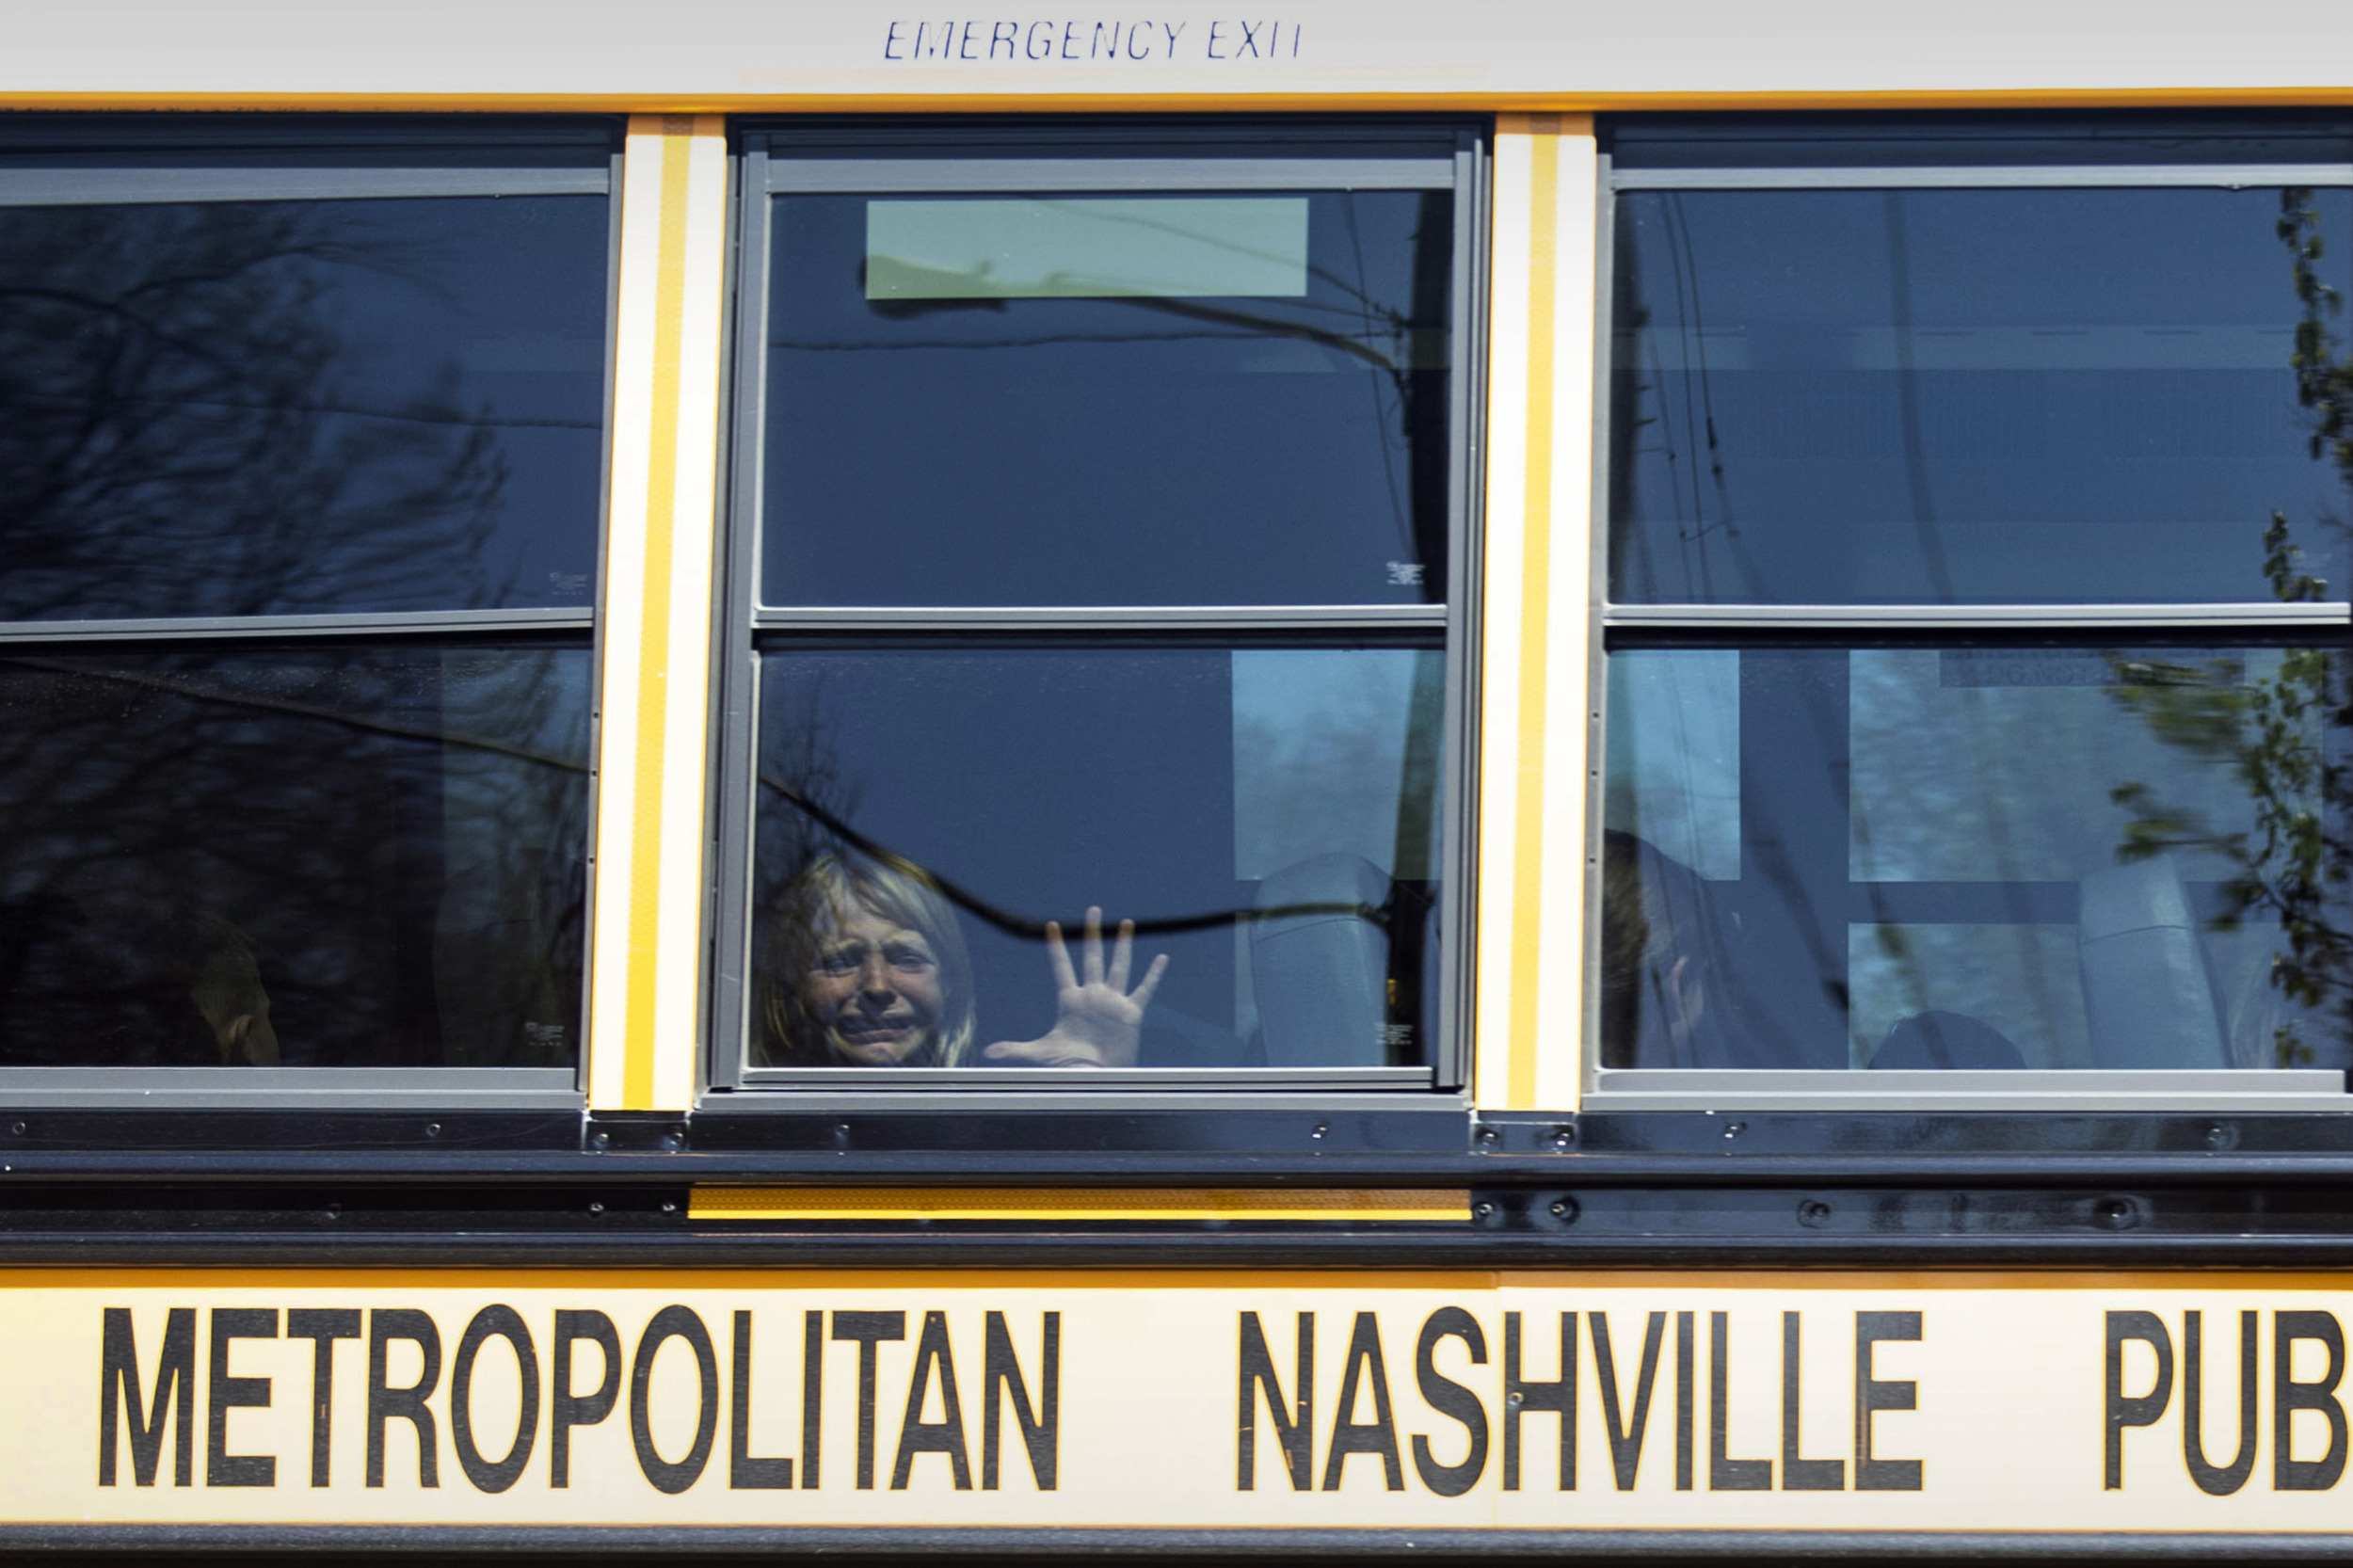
[1611, 186, 2353, 604]
[749, 646, 1444, 1069]
[1603, 644, 2350, 1071]
[0, 195, 609, 620]
[0, 644, 589, 1066]
[763, 190, 1454, 607]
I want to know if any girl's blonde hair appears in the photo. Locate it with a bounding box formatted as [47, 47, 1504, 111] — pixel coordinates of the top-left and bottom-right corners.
[759, 851, 976, 1067]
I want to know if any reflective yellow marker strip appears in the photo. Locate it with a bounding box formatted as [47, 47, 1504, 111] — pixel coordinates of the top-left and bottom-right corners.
[586, 116, 729, 1112]
[1475, 115, 1598, 1113]
[690, 1188, 1475, 1223]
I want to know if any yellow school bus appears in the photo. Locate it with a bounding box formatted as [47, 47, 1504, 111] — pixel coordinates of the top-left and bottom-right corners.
[3, 2, 2353, 1558]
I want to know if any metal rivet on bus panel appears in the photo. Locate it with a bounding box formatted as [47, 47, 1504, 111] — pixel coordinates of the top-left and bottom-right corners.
[1474, 1126, 1500, 1147]
[2205, 1123, 2237, 1151]
[7, 1122, 21, 1137]
[1549, 1198, 1578, 1223]
[1799, 1200, 1832, 1227]
[2097, 1198, 2137, 1230]
[1549, 1125, 1576, 1149]
[1507, 1391, 1524, 1407]
[662, 1201, 678, 1214]
[660, 1133, 684, 1153]
[588, 1201, 605, 1215]
[424, 1123, 440, 1140]
[1474, 1201, 1495, 1219]
[1722, 1121, 1745, 1141]
[1310, 1123, 1328, 1141]
[591, 1131, 612, 1152]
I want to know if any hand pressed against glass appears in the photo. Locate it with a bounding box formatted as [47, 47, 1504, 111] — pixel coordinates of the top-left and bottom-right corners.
[984, 906, 1169, 1069]
[803, 903, 945, 1066]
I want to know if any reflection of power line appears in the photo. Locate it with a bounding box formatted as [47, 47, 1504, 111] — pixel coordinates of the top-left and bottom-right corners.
[777, 321, 1418, 375]
[757, 767, 1383, 942]
[1340, 188, 1415, 562]
[0, 655, 589, 776]
[808, 286, 1428, 372]
[1883, 191, 1958, 604]
[2, 388, 600, 433]
[1658, 193, 1753, 600]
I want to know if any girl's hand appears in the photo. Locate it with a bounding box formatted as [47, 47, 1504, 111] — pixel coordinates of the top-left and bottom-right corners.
[983, 907, 1168, 1068]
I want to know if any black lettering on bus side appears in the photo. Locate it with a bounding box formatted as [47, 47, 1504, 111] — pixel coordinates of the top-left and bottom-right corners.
[366, 1308, 440, 1489]
[728, 1309, 793, 1490]
[2184, 1309, 2258, 1496]
[450, 1304, 537, 1495]
[2275, 1309, 2347, 1492]
[1236, 1310, 1313, 1491]
[983, 1309, 1059, 1491]
[1502, 1310, 1574, 1491]
[1854, 1310, 1922, 1491]
[1411, 1306, 1488, 1497]
[1780, 1311, 1844, 1491]
[207, 1306, 279, 1487]
[1674, 1309, 1694, 1490]
[1591, 1310, 1666, 1492]
[832, 1309, 907, 1490]
[286, 1309, 360, 1488]
[801, 1308, 824, 1489]
[551, 1309, 621, 1489]
[2105, 1309, 2173, 1491]
[1321, 1311, 1402, 1491]
[99, 1305, 194, 1487]
[630, 1304, 718, 1495]
[891, 1310, 971, 1491]
[1708, 1311, 1771, 1490]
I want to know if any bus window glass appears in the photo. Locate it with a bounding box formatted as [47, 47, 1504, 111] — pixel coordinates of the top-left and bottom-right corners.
[747, 647, 1442, 1071]
[762, 189, 1453, 608]
[0, 644, 590, 1068]
[1601, 643, 2349, 1074]
[0, 195, 609, 620]
[1611, 186, 2353, 606]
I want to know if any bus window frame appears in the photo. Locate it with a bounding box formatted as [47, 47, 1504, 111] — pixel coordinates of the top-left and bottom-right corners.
[1584, 119, 2353, 1113]
[0, 115, 623, 1112]
[704, 117, 1490, 1109]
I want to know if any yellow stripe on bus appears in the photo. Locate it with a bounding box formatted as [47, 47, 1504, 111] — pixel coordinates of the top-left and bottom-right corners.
[1504, 120, 1561, 1112]
[689, 1187, 1475, 1224]
[617, 121, 698, 1112]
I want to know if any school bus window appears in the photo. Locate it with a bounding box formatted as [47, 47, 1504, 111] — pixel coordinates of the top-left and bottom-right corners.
[716, 122, 1477, 1088]
[0, 122, 613, 1088]
[745, 647, 1442, 1071]
[1596, 119, 2353, 1104]
[761, 186, 1453, 608]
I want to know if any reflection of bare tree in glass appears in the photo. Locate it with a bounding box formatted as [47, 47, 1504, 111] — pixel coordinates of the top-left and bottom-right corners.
[0, 649, 588, 1068]
[2108, 189, 2353, 1065]
[0, 200, 588, 1067]
[0, 200, 508, 618]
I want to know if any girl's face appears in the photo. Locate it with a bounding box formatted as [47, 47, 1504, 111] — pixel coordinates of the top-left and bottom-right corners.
[802, 900, 944, 1064]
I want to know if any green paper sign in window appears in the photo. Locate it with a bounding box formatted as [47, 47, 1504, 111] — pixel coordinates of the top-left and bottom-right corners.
[865, 197, 1309, 299]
